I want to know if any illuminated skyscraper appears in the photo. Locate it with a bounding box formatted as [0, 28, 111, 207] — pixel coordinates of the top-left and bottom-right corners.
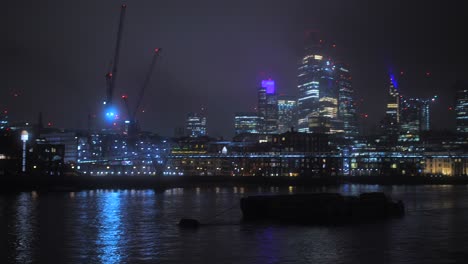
[297, 32, 342, 134]
[0, 110, 8, 130]
[336, 63, 358, 138]
[234, 112, 263, 134]
[399, 95, 437, 142]
[317, 60, 340, 134]
[186, 112, 207, 137]
[258, 79, 278, 134]
[399, 98, 422, 142]
[420, 100, 431, 131]
[297, 32, 324, 133]
[454, 81, 468, 134]
[277, 96, 297, 133]
[381, 75, 400, 138]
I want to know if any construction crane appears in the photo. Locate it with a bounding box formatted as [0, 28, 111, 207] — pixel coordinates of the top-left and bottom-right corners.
[121, 48, 162, 136]
[104, 4, 127, 120]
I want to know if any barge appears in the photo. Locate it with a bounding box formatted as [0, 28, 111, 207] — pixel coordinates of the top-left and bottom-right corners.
[240, 192, 404, 223]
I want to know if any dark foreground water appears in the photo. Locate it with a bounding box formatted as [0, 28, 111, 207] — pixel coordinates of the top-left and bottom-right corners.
[2, 184, 468, 263]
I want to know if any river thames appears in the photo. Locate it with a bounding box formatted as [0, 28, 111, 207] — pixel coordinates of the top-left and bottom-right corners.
[1, 184, 468, 263]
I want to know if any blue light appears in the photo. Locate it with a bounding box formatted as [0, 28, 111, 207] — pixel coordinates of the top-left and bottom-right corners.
[105, 107, 118, 121]
[390, 74, 398, 89]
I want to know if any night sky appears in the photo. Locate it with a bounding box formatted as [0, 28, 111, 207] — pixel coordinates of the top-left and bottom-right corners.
[2, 0, 467, 137]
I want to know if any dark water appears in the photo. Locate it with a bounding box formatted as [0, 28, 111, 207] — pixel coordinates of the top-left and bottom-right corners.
[2, 185, 468, 263]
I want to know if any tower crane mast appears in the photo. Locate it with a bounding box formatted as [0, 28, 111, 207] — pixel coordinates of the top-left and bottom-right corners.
[133, 48, 162, 120]
[121, 48, 162, 135]
[105, 4, 127, 118]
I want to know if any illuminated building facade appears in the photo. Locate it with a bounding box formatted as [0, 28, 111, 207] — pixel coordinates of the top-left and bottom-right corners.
[454, 81, 468, 134]
[40, 132, 78, 163]
[336, 64, 358, 138]
[297, 32, 345, 135]
[0, 110, 8, 130]
[76, 132, 169, 176]
[317, 61, 340, 134]
[163, 131, 468, 177]
[399, 98, 422, 142]
[420, 100, 431, 131]
[277, 96, 297, 133]
[297, 33, 324, 133]
[186, 112, 207, 137]
[381, 75, 400, 139]
[424, 155, 468, 176]
[257, 80, 278, 134]
[164, 131, 335, 177]
[234, 112, 262, 134]
[399, 96, 437, 142]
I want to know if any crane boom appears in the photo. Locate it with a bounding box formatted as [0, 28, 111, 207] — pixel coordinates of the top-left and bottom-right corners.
[106, 4, 127, 107]
[132, 48, 162, 120]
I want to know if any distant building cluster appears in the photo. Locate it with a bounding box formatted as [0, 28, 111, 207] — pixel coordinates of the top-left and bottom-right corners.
[1, 33, 468, 178]
[232, 33, 358, 139]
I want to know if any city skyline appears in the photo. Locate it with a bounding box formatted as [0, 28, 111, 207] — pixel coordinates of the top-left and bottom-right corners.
[2, 0, 467, 137]
[2, 2, 468, 263]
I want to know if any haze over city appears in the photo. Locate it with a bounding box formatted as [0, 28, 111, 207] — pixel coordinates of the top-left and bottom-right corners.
[2, 1, 468, 263]
[2, 0, 467, 137]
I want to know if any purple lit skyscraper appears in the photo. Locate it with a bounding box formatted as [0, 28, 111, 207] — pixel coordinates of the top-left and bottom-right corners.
[262, 79, 275, 94]
[258, 79, 278, 133]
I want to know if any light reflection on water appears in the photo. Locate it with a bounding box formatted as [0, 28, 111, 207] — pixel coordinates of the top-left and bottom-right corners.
[2, 185, 468, 263]
[14, 193, 37, 264]
[96, 191, 123, 264]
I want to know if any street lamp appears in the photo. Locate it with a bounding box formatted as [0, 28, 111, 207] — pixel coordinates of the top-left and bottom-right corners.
[21, 130, 29, 172]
